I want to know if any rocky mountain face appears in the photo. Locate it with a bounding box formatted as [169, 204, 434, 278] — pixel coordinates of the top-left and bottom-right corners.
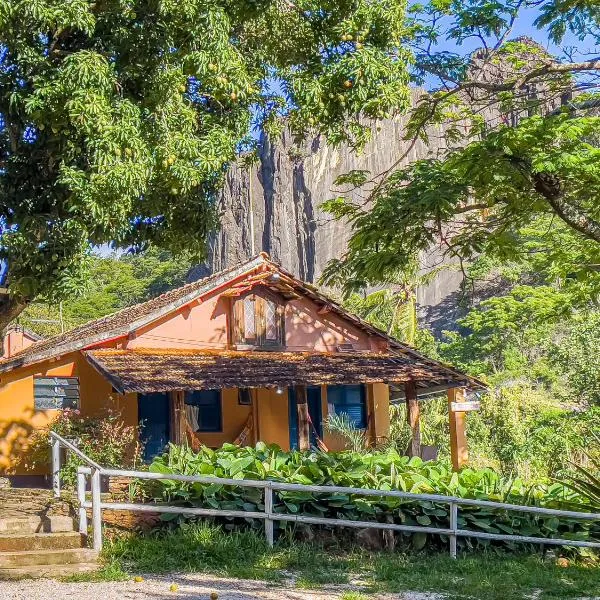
[195, 64, 563, 332]
[192, 89, 465, 332]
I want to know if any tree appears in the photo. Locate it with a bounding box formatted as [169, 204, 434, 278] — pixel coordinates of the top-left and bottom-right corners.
[18, 247, 193, 337]
[322, 1, 600, 291]
[0, 0, 412, 329]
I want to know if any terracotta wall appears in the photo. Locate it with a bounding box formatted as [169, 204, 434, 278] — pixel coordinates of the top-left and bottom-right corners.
[2, 329, 38, 358]
[0, 352, 137, 476]
[256, 387, 291, 450]
[119, 284, 381, 354]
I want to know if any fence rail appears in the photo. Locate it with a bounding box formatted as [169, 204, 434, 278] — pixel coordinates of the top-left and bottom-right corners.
[51, 432, 600, 556]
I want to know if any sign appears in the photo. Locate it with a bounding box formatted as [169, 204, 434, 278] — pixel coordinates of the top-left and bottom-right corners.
[450, 401, 480, 412]
[34, 377, 79, 411]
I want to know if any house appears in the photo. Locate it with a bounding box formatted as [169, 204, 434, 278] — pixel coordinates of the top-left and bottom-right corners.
[0, 254, 483, 484]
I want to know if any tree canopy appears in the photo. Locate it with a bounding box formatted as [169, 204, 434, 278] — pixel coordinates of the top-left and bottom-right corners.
[0, 0, 411, 327]
[322, 1, 600, 294]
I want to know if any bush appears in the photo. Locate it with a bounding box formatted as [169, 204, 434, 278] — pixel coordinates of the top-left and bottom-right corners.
[24, 406, 144, 487]
[145, 443, 599, 553]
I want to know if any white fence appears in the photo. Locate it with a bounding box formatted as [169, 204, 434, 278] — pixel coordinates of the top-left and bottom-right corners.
[50, 432, 600, 557]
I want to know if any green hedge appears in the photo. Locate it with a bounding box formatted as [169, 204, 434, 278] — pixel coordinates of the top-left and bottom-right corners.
[145, 443, 599, 552]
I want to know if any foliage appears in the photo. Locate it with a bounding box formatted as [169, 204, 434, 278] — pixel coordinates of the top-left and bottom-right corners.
[145, 443, 599, 552]
[323, 0, 600, 293]
[323, 413, 368, 452]
[0, 0, 412, 325]
[564, 443, 600, 511]
[23, 406, 143, 487]
[17, 247, 193, 337]
[550, 312, 600, 407]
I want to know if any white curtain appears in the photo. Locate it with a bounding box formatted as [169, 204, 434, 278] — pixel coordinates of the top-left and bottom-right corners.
[185, 403, 200, 432]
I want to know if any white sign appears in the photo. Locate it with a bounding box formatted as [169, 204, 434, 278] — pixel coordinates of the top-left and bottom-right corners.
[451, 401, 481, 412]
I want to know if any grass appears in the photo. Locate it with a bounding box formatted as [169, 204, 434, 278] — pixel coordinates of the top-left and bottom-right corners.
[79, 523, 598, 599]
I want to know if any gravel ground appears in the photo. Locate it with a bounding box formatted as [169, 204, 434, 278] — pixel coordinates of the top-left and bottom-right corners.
[0, 573, 443, 600]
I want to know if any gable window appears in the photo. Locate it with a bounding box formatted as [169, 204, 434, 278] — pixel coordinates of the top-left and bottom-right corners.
[185, 389, 222, 432]
[34, 377, 80, 411]
[233, 292, 285, 348]
[327, 384, 367, 429]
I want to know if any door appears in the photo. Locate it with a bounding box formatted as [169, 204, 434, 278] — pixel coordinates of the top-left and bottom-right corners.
[288, 386, 322, 450]
[138, 392, 170, 461]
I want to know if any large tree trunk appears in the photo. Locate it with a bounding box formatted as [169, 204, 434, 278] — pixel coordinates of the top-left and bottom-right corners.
[0, 294, 28, 332]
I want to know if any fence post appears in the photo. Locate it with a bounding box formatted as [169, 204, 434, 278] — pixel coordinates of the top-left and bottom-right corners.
[449, 501, 458, 559]
[91, 468, 102, 551]
[77, 469, 88, 537]
[51, 436, 61, 498]
[264, 482, 274, 547]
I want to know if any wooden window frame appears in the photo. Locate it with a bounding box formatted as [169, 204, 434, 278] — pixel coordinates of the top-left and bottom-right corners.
[232, 289, 286, 350]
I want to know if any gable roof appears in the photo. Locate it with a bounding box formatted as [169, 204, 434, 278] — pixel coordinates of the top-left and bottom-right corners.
[0, 253, 485, 391]
[0, 255, 267, 373]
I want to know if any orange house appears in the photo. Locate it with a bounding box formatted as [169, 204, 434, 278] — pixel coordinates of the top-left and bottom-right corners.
[0, 254, 482, 483]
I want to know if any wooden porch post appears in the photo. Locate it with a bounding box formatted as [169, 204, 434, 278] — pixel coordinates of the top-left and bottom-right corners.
[404, 381, 421, 458]
[295, 385, 310, 451]
[366, 385, 377, 447]
[448, 387, 468, 471]
[169, 391, 185, 445]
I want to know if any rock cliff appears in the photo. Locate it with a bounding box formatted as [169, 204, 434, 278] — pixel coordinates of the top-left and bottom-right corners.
[193, 89, 465, 331]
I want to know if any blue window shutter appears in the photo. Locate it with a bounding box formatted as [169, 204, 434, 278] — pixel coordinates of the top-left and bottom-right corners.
[328, 384, 367, 429]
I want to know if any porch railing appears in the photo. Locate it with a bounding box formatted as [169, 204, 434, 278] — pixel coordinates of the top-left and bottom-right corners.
[50, 432, 600, 556]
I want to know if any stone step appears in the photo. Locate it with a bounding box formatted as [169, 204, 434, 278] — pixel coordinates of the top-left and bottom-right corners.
[0, 548, 97, 568]
[0, 515, 74, 534]
[0, 562, 99, 580]
[0, 531, 84, 552]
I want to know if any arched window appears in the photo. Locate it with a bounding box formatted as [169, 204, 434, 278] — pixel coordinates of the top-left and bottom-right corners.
[233, 291, 285, 348]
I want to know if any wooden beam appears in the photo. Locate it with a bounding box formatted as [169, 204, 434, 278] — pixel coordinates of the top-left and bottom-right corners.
[296, 385, 310, 451]
[366, 384, 377, 447]
[404, 380, 421, 458]
[169, 391, 185, 445]
[448, 387, 468, 471]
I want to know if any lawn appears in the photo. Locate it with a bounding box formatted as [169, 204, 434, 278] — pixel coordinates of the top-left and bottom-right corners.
[79, 523, 600, 600]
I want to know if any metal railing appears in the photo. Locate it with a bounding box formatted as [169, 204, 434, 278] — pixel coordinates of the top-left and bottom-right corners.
[51, 432, 600, 556]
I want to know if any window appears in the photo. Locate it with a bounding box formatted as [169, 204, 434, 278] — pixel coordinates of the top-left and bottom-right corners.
[233, 292, 285, 348]
[34, 377, 79, 411]
[184, 389, 222, 432]
[327, 385, 367, 429]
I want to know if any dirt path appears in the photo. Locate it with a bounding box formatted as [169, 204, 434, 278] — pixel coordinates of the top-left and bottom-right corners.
[0, 573, 442, 600]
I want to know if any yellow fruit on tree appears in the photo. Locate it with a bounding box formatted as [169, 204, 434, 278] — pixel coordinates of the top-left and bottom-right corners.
[343, 80, 353, 89]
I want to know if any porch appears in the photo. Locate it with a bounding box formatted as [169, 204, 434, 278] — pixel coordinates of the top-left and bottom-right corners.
[85, 348, 485, 466]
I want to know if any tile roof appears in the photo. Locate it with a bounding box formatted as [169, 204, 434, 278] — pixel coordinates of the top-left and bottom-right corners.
[0, 256, 267, 372]
[0, 253, 486, 391]
[84, 348, 476, 394]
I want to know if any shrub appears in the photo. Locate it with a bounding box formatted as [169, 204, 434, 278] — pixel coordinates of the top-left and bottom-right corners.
[145, 443, 599, 553]
[24, 406, 144, 487]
